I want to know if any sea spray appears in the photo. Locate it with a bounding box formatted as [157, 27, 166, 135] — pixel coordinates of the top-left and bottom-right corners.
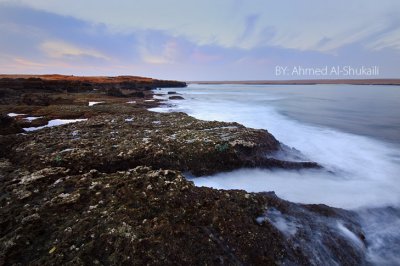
[151, 83, 400, 263]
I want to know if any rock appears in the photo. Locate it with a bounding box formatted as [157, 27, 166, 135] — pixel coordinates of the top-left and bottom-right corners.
[0, 114, 24, 135]
[21, 117, 48, 128]
[167, 91, 177, 94]
[21, 213, 41, 224]
[7, 112, 318, 176]
[0, 166, 366, 265]
[127, 91, 145, 98]
[13, 188, 32, 199]
[106, 88, 125, 97]
[21, 93, 51, 106]
[169, 96, 184, 100]
[53, 192, 81, 205]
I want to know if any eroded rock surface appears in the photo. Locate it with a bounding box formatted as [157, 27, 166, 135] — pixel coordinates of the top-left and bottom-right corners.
[0, 161, 366, 265]
[7, 111, 317, 176]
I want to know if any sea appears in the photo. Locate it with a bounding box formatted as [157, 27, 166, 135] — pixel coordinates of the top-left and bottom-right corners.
[151, 83, 400, 265]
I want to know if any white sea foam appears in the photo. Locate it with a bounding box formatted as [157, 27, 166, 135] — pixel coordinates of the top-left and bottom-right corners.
[24, 116, 42, 121]
[152, 84, 400, 209]
[358, 208, 400, 265]
[88, 101, 104, 106]
[337, 222, 364, 249]
[23, 119, 87, 131]
[256, 208, 299, 237]
[7, 112, 25, 117]
[151, 83, 400, 264]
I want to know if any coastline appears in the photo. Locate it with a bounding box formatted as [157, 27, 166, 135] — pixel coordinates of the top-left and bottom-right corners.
[0, 75, 370, 264]
[189, 78, 400, 86]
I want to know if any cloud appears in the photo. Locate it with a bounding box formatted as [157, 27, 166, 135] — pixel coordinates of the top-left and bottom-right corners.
[13, 57, 49, 67]
[139, 40, 180, 65]
[2, 0, 399, 53]
[40, 40, 111, 60]
[367, 28, 400, 52]
[0, 1, 399, 79]
[138, 40, 178, 65]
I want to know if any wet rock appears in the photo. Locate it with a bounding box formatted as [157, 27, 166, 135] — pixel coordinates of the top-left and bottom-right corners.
[0, 165, 365, 265]
[7, 112, 318, 176]
[17, 117, 48, 128]
[169, 96, 184, 100]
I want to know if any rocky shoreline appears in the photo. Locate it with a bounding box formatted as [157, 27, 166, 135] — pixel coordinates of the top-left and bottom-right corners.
[1, 75, 367, 265]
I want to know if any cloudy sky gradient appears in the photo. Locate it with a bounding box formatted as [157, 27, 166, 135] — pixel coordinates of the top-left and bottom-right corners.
[0, 0, 399, 80]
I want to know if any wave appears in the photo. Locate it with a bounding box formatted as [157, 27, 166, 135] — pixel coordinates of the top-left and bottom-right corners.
[151, 84, 400, 209]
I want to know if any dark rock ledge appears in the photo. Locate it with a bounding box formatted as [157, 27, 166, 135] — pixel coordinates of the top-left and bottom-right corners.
[6, 111, 318, 176]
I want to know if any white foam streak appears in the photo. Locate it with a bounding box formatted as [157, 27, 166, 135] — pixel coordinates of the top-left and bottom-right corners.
[23, 119, 87, 131]
[152, 85, 400, 209]
[88, 101, 104, 106]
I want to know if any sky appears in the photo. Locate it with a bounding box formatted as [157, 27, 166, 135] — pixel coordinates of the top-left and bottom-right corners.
[0, 0, 399, 80]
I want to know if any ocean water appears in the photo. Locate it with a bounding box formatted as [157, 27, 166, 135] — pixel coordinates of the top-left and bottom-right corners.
[151, 84, 400, 264]
[152, 84, 400, 209]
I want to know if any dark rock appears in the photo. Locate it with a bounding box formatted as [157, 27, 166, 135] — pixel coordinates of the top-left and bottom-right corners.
[0, 75, 186, 105]
[106, 88, 126, 97]
[0, 163, 366, 265]
[169, 96, 184, 100]
[15, 117, 48, 128]
[7, 112, 318, 176]
[0, 88, 17, 98]
[127, 91, 145, 98]
[22, 93, 51, 106]
[0, 114, 24, 135]
[167, 91, 177, 95]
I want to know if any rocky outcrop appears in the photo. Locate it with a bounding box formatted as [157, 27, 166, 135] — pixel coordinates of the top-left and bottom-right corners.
[7, 112, 318, 176]
[0, 75, 186, 105]
[0, 75, 187, 92]
[0, 160, 366, 265]
[0, 74, 368, 265]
